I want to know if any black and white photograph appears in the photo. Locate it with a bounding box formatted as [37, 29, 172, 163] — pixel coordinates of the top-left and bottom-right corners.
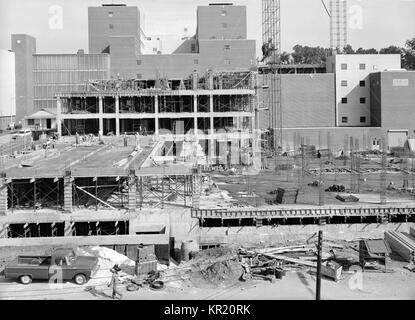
[0, 0, 414, 307]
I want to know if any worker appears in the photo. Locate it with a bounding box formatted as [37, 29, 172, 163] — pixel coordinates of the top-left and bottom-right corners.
[108, 264, 123, 300]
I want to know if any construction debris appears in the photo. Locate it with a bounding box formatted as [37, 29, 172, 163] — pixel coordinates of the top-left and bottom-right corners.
[384, 231, 415, 263]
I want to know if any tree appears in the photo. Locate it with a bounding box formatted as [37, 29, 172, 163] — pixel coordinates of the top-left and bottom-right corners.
[402, 38, 415, 70]
[379, 45, 402, 55]
[342, 44, 355, 54]
[292, 45, 330, 64]
[356, 47, 379, 54]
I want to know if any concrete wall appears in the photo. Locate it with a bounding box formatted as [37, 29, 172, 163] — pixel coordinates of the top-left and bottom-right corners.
[0, 50, 16, 127]
[88, 5, 141, 54]
[370, 71, 415, 133]
[11, 34, 36, 122]
[197, 5, 247, 40]
[327, 54, 401, 127]
[109, 36, 138, 78]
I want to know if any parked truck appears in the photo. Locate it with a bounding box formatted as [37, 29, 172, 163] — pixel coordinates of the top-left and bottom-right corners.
[4, 248, 99, 285]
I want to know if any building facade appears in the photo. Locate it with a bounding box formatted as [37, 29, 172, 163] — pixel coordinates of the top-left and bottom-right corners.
[33, 53, 110, 110]
[326, 54, 401, 127]
[0, 49, 16, 129]
[370, 70, 415, 150]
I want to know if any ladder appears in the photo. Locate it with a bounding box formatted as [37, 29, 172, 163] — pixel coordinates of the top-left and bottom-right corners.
[133, 119, 141, 133]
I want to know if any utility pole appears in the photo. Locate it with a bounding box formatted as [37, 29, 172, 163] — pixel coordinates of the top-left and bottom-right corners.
[316, 230, 323, 300]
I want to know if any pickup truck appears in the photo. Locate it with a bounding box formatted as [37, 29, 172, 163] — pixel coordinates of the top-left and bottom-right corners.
[4, 248, 99, 285]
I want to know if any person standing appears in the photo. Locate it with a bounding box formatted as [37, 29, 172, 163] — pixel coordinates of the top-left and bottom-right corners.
[108, 264, 123, 300]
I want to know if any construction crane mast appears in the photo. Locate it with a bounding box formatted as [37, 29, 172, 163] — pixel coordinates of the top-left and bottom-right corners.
[262, 0, 283, 158]
[322, 0, 348, 52]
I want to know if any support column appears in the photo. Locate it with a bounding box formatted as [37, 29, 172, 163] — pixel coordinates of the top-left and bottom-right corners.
[56, 97, 62, 138]
[209, 95, 214, 163]
[0, 175, 7, 216]
[155, 95, 159, 135]
[128, 170, 137, 212]
[194, 94, 198, 138]
[115, 96, 120, 136]
[64, 221, 74, 237]
[64, 171, 73, 213]
[98, 96, 103, 135]
[0, 224, 8, 238]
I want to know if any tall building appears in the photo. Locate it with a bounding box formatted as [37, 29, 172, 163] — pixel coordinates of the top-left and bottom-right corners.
[88, 4, 143, 55]
[0, 49, 16, 129]
[11, 34, 36, 122]
[326, 54, 401, 127]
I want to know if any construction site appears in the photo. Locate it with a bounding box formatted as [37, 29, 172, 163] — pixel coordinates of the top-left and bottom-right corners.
[0, 0, 414, 301]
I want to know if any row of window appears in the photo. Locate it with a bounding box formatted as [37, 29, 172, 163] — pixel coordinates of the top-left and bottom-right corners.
[341, 116, 366, 124]
[341, 80, 366, 87]
[341, 97, 367, 104]
[341, 63, 366, 70]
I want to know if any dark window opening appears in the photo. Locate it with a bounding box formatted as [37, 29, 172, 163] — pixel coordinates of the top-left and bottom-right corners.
[342, 117, 348, 123]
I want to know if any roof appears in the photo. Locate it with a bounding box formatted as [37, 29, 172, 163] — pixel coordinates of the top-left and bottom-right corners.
[364, 239, 391, 255]
[24, 109, 56, 120]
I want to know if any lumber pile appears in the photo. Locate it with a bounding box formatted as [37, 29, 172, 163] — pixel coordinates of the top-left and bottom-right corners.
[275, 188, 299, 204]
[384, 231, 415, 263]
[239, 242, 343, 282]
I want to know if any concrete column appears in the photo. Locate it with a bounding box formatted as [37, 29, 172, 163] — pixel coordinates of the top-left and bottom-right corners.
[63, 171, 72, 213]
[115, 96, 120, 136]
[0, 177, 7, 216]
[98, 96, 103, 134]
[194, 94, 198, 136]
[0, 224, 8, 238]
[56, 97, 62, 138]
[128, 171, 137, 212]
[64, 221, 74, 237]
[155, 95, 159, 135]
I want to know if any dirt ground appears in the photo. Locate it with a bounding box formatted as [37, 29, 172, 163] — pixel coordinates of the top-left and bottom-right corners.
[1, 261, 414, 300]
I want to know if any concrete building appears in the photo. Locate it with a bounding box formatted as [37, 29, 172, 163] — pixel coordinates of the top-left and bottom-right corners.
[0, 49, 16, 130]
[88, 4, 144, 55]
[90, 3, 256, 79]
[370, 70, 415, 150]
[23, 108, 56, 131]
[11, 34, 36, 122]
[326, 54, 401, 127]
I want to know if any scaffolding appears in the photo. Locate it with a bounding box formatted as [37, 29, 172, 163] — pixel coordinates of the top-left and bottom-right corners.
[329, 0, 348, 52]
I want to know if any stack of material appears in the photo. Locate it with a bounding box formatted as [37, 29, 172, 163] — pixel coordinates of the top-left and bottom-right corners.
[275, 188, 299, 204]
[336, 194, 359, 202]
[411, 227, 415, 238]
[384, 231, 415, 263]
[135, 244, 158, 276]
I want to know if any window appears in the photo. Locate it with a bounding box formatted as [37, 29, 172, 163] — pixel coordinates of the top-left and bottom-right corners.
[359, 64, 366, 70]
[360, 117, 366, 123]
[109, 24, 114, 30]
[341, 80, 348, 87]
[341, 97, 348, 104]
[224, 45, 231, 51]
[222, 23, 228, 28]
[136, 60, 142, 65]
[342, 117, 348, 124]
[359, 80, 366, 87]
[221, 9, 227, 16]
[194, 59, 199, 65]
[108, 11, 113, 18]
[341, 63, 347, 70]
[136, 74, 142, 79]
[28, 119, 34, 126]
[191, 44, 196, 53]
[360, 97, 366, 104]
[224, 59, 231, 65]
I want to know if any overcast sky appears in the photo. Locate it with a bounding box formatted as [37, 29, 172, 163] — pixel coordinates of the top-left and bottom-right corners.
[0, 0, 414, 56]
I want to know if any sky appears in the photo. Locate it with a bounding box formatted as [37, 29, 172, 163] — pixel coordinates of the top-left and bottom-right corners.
[0, 0, 414, 57]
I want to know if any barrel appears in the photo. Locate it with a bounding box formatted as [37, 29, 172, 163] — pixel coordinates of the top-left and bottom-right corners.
[180, 240, 199, 262]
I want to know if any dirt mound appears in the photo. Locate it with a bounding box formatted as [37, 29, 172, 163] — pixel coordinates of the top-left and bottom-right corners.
[200, 259, 241, 285]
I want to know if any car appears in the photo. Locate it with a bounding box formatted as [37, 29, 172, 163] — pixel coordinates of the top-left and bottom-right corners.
[12, 129, 32, 139]
[4, 248, 99, 285]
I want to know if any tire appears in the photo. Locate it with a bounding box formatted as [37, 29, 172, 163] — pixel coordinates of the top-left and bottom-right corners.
[20, 275, 32, 285]
[74, 274, 87, 285]
[150, 280, 164, 290]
